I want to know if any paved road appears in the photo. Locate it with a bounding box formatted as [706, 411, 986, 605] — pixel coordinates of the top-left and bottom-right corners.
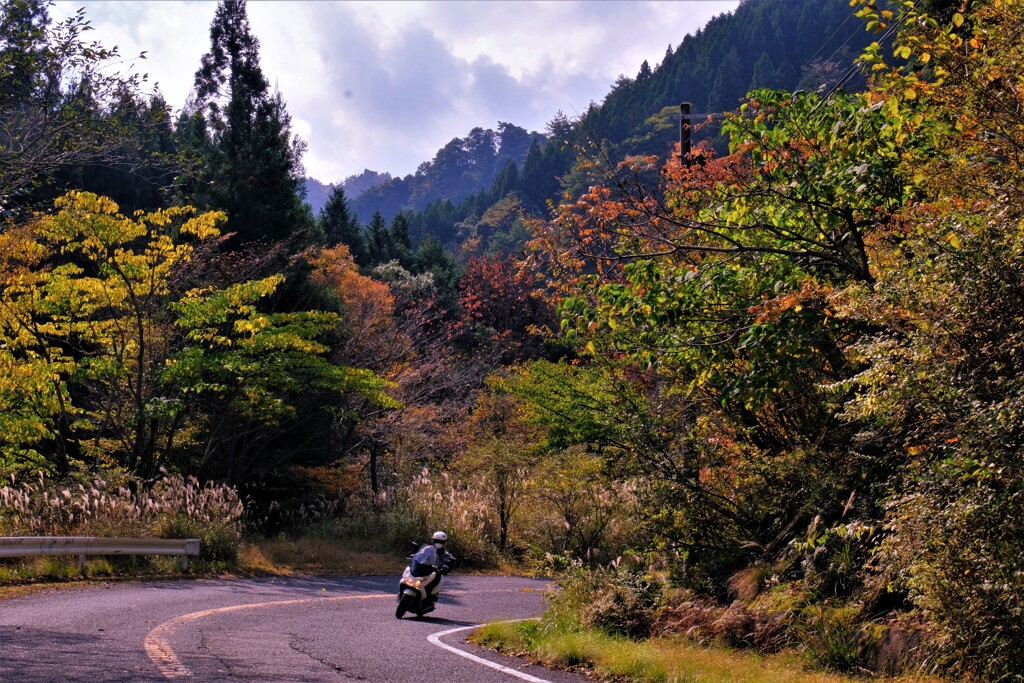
[0, 575, 591, 682]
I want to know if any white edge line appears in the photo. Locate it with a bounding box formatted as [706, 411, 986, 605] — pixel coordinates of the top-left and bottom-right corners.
[427, 620, 552, 683]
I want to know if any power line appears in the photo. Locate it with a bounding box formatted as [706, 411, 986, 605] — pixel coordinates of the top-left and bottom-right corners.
[809, 1, 918, 117]
[785, 2, 864, 93]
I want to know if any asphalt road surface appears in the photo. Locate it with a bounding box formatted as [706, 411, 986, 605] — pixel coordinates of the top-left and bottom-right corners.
[0, 575, 593, 682]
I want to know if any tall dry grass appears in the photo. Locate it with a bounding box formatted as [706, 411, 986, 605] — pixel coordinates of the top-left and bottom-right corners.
[315, 464, 640, 569]
[296, 469, 500, 565]
[401, 469, 500, 565]
[0, 471, 243, 567]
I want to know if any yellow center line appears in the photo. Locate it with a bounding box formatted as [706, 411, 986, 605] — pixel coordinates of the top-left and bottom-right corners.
[144, 593, 388, 679]
[143, 587, 535, 679]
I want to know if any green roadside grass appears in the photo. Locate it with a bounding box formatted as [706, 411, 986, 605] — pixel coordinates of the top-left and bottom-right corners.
[471, 620, 942, 683]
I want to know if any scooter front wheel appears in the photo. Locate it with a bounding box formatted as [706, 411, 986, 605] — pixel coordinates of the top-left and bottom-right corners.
[396, 592, 416, 619]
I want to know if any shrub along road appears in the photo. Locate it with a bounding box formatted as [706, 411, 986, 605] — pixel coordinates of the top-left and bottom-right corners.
[0, 575, 590, 682]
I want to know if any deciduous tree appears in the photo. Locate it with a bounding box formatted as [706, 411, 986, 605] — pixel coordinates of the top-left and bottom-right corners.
[0, 191, 223, 475]
[0, 1, 155, 222]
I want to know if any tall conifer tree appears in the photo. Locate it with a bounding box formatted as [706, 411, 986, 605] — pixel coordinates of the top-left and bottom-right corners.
[319, 185, 366, 263]
[189, 0, 310, 243]
[388, 212, 413, 267]
[0, 0, 49, 105]
[366, 210, 389, 265]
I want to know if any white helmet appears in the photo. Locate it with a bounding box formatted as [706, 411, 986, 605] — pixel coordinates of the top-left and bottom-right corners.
[431, 531, 448, 544]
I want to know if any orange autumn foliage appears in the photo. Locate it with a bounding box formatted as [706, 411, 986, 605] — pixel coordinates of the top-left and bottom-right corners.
[307, 244, 396, 363]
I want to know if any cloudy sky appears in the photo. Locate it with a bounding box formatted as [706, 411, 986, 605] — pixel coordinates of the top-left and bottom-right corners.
[53, 1, 740, 184]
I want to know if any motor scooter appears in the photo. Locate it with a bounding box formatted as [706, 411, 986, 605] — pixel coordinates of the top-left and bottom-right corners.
[396, 542, 455, 619]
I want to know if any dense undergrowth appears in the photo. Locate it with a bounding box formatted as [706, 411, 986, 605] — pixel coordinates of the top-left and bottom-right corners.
[0, 468, 973, 683]
[0, 466, 940, 682]
[472, 562, 943, 683]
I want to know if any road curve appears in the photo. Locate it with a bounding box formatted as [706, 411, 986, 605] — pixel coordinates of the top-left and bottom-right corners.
[0, 575, 591, 682]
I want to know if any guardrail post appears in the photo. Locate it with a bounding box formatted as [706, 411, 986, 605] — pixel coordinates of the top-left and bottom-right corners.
[183, 538, 200, 571]
[79, 554, 86, 575]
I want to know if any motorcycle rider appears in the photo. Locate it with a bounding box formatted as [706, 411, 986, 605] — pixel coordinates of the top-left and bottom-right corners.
[408, 531, 455, 614]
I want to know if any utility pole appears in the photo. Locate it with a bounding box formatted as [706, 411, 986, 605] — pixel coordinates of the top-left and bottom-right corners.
[675, 102, 725, 167]
[679, 102, 692, 161]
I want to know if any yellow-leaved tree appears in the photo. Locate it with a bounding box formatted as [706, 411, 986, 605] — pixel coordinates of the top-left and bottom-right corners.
[0, 192, 396, 484]
[0, 192, 223, 475]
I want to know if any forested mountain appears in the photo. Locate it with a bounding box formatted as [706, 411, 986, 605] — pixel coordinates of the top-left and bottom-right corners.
[344, 0, 876, 254]
[577, 0, 871, 157]
[348, 122, 546, 222]
[304, 177, 334, 215]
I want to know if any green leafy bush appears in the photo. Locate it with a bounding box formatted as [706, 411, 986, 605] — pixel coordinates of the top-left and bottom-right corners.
[794, 604, 863, 672]
[881, 458, 1024, 682]
[545, 562, 662, 639]
[155, 515, 239, 565]
[587, 566, 662, 638]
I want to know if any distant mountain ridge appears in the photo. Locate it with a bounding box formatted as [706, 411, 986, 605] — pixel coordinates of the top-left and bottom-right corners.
[308, 0, 876, 246]
[347, 122, 546, 223]
[304, 169, 392, 215]
[304, 123, 543, 221]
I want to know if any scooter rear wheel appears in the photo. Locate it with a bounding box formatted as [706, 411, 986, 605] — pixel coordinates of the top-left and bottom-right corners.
[396, 593, 416, 619]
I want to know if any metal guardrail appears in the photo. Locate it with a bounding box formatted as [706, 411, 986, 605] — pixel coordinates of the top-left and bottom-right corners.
[0, 536, 201, 573]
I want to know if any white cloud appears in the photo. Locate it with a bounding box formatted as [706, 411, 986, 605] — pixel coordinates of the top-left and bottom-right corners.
[52, 0, 739, 183]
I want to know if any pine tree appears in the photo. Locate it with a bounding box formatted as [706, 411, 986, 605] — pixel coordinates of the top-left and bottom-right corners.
[496, 122, 533, 164]
[318, 185, 366, 263]
[189, 0, 311, 244]
[491, 159, 520, 201]
[707, 47, 743, 113]
[521, 139, 566, 209]
[62, 92, 179, 214]
[414, 233, 461, 297]
[749, 52, 776, 91]
[520, 140, 546, 208]
[637, 59, 653, 82]
[0, 0, 48, 105]
[388, 212, 413, 268]
[366, 210, 390, 265]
